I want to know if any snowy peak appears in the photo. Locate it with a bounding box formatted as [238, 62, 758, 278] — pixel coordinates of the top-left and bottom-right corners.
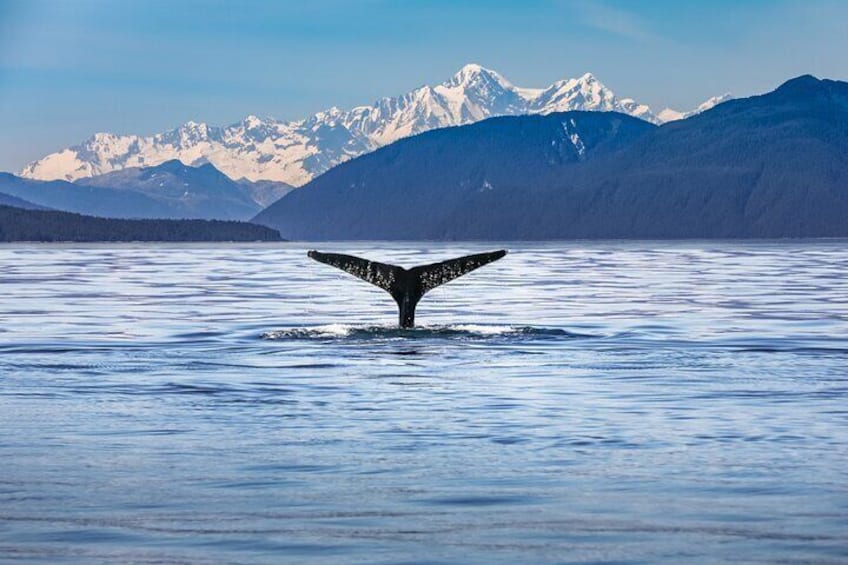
[433, 64, 525, 123]
[168, 121, 217, 146]
[659, 93, 734, 122]
[21, 64, 725, 185]
[533, 75, 616, 111]
[657, 108, 685, 122]
[529, 73, 656, 123]
[442, 63, 513, 90]
[241, 114, 265, 129]
[695, 93, 733, 113]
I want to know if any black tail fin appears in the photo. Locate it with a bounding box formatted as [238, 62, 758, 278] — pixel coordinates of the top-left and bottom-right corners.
[307, 250, 507, 328]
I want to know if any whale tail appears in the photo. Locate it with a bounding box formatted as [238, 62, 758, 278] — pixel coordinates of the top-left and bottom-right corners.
[307, 249, 507, 328]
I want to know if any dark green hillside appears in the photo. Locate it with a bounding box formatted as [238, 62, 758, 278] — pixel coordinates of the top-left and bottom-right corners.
[0, 205, 281, 242]
[254, 111, 654, 239]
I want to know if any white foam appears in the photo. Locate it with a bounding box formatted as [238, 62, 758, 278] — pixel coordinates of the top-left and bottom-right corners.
[433, 324, 522, 335]
[262, 324, 355, 339]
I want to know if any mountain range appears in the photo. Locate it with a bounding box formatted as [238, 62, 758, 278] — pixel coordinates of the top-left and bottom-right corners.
[0, 160, 291, 220]
[19, 64, 725, 187]
[6, 71, 845, 240]
[254, 75, 848, 239]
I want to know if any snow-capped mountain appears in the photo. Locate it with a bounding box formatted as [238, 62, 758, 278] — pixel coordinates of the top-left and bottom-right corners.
[22, 117, 368, 188]
[21, 64, 719, 186]
[528, 73, 655, 122]
[657, 93, 733, 122]
[253, 75, 848, 240]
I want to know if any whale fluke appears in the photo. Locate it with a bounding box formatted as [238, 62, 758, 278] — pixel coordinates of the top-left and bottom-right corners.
[307, 250, 507, 328]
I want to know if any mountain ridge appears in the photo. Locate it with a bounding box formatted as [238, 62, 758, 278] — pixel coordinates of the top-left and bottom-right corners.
[20, 64, 726, 186]
[0, 191, 45, 211]
[1, 160, 291, 220]
[252, 110, 657, 239]
[253, 74, 848, 240]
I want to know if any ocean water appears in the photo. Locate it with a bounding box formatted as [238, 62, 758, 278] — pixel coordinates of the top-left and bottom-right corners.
[1, 241, 846, 564]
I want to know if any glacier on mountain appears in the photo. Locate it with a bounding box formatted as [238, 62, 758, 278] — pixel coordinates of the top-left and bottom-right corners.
[21, 64, 724, 186]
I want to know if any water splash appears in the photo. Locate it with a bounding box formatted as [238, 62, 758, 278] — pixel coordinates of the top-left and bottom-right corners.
[261, 324, 592, 341]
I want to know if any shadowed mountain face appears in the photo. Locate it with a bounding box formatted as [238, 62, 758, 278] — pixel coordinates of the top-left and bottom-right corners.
[492, 75, 848, 239]
[0, 173, 179, 219]
[235, 178, 295, 207]
[254, 75, 848, 240]
[75, 160, 261, 220]
[253, 111, 656, 239]
[0, 191, 45, 210]
[0, 161, 291, 221]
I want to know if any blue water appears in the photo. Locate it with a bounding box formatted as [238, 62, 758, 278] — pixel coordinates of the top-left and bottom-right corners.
[1, 242, 847, 564]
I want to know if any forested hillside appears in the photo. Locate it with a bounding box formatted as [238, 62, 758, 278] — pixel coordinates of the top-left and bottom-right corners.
[0, 205, 281, 242]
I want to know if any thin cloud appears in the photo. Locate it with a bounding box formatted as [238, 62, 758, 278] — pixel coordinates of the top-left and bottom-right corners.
[569, 1, 661, 43]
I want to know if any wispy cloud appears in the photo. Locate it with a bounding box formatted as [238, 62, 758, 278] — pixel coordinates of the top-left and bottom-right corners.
[568, 1, 661, 43]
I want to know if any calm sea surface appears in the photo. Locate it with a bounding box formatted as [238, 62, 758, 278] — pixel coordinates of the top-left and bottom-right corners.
[1, 242, 847, 564]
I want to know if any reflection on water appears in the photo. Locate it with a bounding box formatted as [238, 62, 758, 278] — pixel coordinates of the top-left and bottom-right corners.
[1, 241, 847, 563]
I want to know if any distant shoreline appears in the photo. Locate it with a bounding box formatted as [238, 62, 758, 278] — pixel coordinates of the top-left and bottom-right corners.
[0, 204, 282, 243]
[3, 237, 845, 245]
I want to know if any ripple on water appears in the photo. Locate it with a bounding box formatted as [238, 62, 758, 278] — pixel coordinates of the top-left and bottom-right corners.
[1, 242, 848, 564]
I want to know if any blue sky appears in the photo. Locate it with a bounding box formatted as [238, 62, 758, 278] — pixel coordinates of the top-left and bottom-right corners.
[1, 0, 847, 172]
